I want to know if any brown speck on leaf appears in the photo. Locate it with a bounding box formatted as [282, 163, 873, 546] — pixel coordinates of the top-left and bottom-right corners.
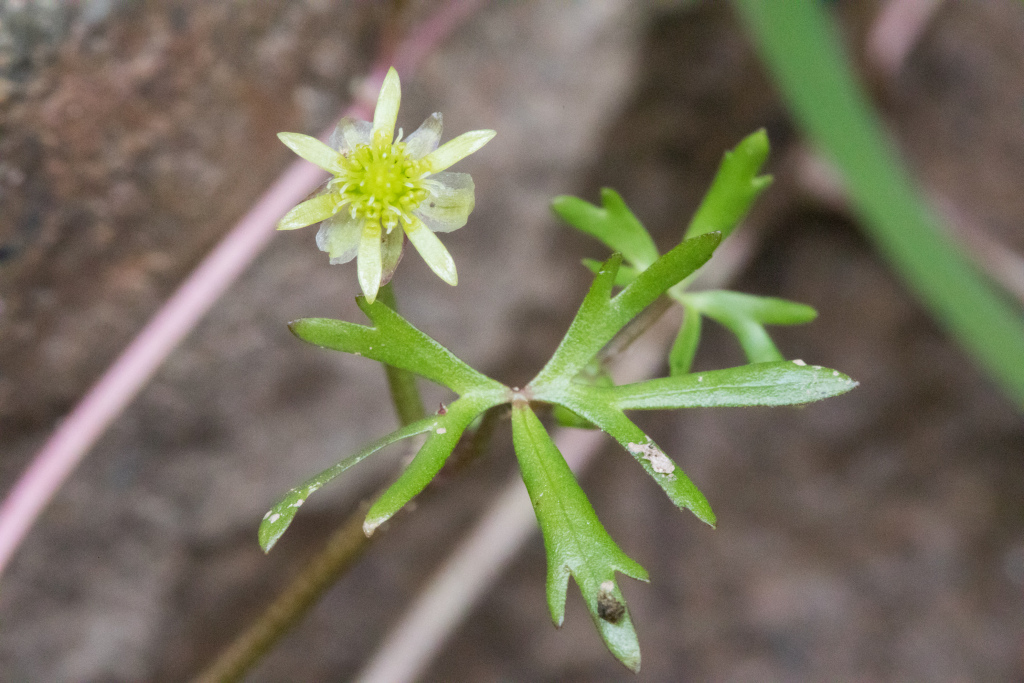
[437, 402, 447, 415]
[597, 581, 625, 623]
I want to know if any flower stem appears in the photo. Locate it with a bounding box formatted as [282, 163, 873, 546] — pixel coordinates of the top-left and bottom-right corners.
[192, 286, 426, 682]
[192, 505, 372, 683]
[379, 283, 427, 425]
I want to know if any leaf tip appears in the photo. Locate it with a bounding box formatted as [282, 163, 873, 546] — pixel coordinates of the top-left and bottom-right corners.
[258, 509, 293, 554]
[363, 515, 384, 537]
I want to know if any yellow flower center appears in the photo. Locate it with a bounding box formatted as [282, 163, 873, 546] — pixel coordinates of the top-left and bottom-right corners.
[329, 130, 431, 234]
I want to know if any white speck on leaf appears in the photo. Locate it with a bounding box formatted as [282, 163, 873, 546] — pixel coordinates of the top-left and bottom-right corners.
[263, 511, 271, 520]
[697, 376, 703, 382]
[600, 580, 614, 592]
[627, 440, 674, 474]
[436, 427, 447, 434]
[833, 370, 840, 376]
[793, 359, 807, 366]
[291, 499, 305, 508]
[268, 514, 280, 524]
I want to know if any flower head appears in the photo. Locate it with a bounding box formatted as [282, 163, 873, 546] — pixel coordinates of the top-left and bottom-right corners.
[276, 67, 495, 302]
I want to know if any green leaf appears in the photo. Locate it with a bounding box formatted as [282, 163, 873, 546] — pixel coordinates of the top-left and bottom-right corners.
[510, 403, 648, 672]
[289, 297, 504, 395]
[598, 360, 858, 409]
[581, 257, 639, 288]
[714, 316, 783, 364]
[685, 290, 818, 325]
[732, 0, 1024, 407]
[258, 417, 437, 552]
[674, 290, 818, 365]
[552, 189, 660, 271]
[551, 404, 599, 430]
[685, 129, 773, 241]
[669, 304, 702, 376]
[363, 392, 505, 534]
[531, 233, 721, 387]
[536, 384, 716, 527]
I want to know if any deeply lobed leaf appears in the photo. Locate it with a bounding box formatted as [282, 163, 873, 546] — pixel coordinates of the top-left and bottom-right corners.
[531, 232, 721, 387]
[535, 384, 717, 527]
[510, 402, 648, 671]
[290, 297, 503, 395]
[363, 392, 505, 534]
[258, 417, 437, 552]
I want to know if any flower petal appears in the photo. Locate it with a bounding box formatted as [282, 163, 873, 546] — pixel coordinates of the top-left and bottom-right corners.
[405, 218, 457, 285]
[358, 223, 383, 303]
[403, 113, 443, 159]
[315, 213, 363, 264]
[372, 67, 401, 141]
[329, 117, 373, 153]
[416, 172, 475, 233]
[423, 129, 495, 172]
[278, 194, 339, 230]
[278, 132, 343, 173]
[380, 226, 405, 285]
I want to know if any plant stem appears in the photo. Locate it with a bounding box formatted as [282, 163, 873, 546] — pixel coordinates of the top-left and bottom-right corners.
[192, 285, 428, 682]
[379, 283, 427, 424]
[596, 293, 673, 366]
[192, 505, 372, 683]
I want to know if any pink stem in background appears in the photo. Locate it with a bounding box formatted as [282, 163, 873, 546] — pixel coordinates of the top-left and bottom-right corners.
[867, 0, 943, 79]
[0, 0, 489, 581]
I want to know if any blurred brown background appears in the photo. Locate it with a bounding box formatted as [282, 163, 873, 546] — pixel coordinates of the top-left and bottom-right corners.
[1, 1, 1022, 680]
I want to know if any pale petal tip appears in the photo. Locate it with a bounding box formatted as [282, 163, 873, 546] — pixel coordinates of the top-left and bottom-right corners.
[373, 67, 402, 139]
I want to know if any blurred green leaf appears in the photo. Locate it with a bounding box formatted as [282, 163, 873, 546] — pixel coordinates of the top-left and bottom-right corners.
[511, 403, 648, 672]
[685, 290, 818, 325]
[685, 128, 773, 241]
[552, 188, 660, 270]
[678, 290, 818, 365]
[669, 303, 702, 376]
[289, 297, 503, 395]
[733, 0, 1024, 406]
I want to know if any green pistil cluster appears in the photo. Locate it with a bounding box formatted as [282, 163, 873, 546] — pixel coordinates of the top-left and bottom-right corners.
[330, 131, 430, 234]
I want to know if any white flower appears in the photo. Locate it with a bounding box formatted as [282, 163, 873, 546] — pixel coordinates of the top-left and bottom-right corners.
[276, 67, 495, 303]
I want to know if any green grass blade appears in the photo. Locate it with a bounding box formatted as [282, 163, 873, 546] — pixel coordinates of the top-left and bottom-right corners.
[732, 0, 1024, 406]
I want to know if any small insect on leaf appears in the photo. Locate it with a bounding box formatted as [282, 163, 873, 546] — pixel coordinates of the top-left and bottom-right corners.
[597, 580, 626, 624]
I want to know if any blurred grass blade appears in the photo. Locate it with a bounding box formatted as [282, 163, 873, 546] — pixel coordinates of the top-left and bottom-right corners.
[732, 0, 1024, 406]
